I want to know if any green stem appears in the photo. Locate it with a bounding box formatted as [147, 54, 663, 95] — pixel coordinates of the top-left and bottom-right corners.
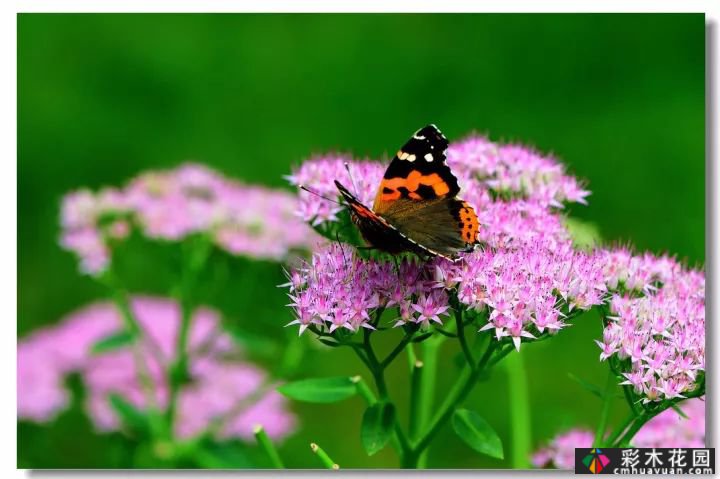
[254, 425, 285, 468]
[362, 328, 387, 398]
[505, 351, 531, 469]
[413, 341, 498, 457]
[104, 273, 164, 437]
[353, 329, 412, 463]
[593, 370, 616, 447]
[352, 375, 377, 405]
[311, 443, 339, 469]
[380, 329, 415, 369]
[622, 383, 640, 416]
[603, 413, 636, 447]
[416, 336, 441, 468]
[166, 236, 211, 429]
[455, 310, 474, 366]
[409, 360, 424, 440]
[406, 343, 417, 370]
[614, 412, 649, 447]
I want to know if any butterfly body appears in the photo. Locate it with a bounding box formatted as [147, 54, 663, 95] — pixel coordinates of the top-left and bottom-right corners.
[335, 124, 479, 260]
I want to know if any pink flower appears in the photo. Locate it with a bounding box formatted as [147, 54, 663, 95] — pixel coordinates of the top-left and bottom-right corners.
[17, 297, 296, 442]
[286, 156, 383, 226]
[596, 253, 704, 403]
[532, 398, 706, 468]
[633, 398, 705, 448]
[60, 163, 320, 275]
[532, 429, 594, 469]
[457, 239, 605, 350]
[447, 136, 590, 207]
[411, 291, 450, 328]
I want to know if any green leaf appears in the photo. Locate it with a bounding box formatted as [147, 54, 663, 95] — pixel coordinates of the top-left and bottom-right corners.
[108, 393, 149, 437]
[277, 377, 357, 403]
[91, 330, 134, 354]
[671, 403, 689, 419]
[412, 331, 434, 343]
[452, 409, 504, 459]
[318, 338, 342, 348]
[361, 402, 396, 456]
[567, 373, 604, 398]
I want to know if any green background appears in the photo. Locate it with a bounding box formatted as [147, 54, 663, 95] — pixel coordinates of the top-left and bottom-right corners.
[18, 13, 704, 468]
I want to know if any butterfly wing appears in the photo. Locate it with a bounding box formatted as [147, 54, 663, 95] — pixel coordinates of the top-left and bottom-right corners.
[379, 197, 479, 256]
[372, 124, 459, 211]
[372, 125, 479, 256]
[335, 180, 442, 257]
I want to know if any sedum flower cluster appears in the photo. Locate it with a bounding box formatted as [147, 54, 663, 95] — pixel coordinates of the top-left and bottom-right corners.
[61, 163, 319, 275]
[18, 296, 295, 442]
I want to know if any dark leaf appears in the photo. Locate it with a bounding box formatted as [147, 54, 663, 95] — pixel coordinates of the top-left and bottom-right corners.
[452, 408, 504, 459]
[277, 377, 357, 403]
[361, 402, 396, 456]
[108, 393, 149, 438]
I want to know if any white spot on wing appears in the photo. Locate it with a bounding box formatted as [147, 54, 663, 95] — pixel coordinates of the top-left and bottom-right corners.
[406, 154, 416, 162]
[424, 153, 434, 162]
[413, 134, 426, 140]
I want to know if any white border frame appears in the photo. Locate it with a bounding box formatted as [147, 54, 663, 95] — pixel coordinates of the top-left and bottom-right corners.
[6, 2, 718, 478]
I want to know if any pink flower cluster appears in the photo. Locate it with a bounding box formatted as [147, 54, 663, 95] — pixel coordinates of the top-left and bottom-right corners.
[61, 163, 319, 275]
[447, 136, 590, 208]
[286, 156, 382, 226]
[287, 243, 450, 334]
[595, 251, 705, 403]
[287, 238, 606, 351]
[286, 131, 705, 375]
[18, 296, 296, 442]
[446, 240, 606, 350]
[285, 137, 607, 350]
[532, 398, 705, 468]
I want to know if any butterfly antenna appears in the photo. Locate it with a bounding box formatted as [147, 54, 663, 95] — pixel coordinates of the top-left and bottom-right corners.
[299, 184, 342, 205]
[335, 231, 350, 269]
[344, 162, 362, 197]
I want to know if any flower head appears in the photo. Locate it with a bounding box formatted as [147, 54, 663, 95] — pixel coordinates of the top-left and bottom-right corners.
[597, 253, 705, 403]
[18, 296, 296, 442]
[455, 239, 605, 350]
[60, 163, 319, 276]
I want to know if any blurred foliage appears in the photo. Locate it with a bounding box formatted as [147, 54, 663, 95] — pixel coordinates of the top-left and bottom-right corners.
[18, 13, 704, 468]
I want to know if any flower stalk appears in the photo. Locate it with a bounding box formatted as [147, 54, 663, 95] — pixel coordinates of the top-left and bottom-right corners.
[593, 370, 617, 447]
[505, 351, 531, 468]
[255, 425, 285, 469]
[167, 235, 212, 429]
[311, 442, 339, 469]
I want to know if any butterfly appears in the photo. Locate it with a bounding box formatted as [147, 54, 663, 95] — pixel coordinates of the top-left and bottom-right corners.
[335, 124, 479, 260]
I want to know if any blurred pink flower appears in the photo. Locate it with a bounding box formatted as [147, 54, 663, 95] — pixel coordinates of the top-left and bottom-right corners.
[532, 428, 594, 469]
[633, 398, 705, 448]
[17, 296, 296, 442]
[532, 398, 705, 469]
[60, 163, 320, 276]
